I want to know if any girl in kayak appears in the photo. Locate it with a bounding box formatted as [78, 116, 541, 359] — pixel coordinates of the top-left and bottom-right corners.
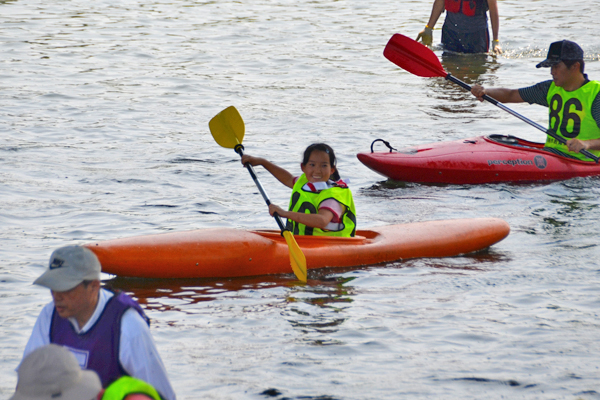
[241, 143, 357, 237]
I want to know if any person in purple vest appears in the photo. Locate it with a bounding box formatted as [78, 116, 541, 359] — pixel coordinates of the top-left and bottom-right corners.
[21, 245, 176, 400]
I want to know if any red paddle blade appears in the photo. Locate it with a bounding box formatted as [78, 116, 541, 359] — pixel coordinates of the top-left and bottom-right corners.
[383, 33, 447, 78]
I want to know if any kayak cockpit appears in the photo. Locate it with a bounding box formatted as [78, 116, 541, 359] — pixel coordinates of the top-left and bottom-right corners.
[485, 134, 544, 149]
[251, 230, 376, 247]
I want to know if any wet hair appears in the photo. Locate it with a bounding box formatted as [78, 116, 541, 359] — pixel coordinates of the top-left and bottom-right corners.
[563, 59, 585, 74]
[302, 143, 340, 181]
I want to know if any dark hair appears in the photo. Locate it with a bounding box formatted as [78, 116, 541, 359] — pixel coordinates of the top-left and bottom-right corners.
[563, 59, 585, 74]
[302, 143, 340, 181]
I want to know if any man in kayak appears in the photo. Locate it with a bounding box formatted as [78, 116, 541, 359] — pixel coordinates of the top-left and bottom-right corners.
[10, 344, 162, 400]
[21, 245, 176, 400]
[416, 0, 501, 54]
[471, 40, 600, 161]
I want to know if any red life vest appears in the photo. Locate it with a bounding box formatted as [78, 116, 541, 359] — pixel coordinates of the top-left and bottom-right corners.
[444, 0, 487, 17]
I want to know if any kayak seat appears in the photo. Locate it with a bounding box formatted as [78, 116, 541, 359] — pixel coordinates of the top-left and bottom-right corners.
[487, 134, 520, 145]
[485, 134, 544, 151]
[253, 230, 372, 246]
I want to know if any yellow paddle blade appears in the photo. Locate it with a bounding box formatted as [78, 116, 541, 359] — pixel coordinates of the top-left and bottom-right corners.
[208, 106, 245, 149]
[282, 230, 307, 282]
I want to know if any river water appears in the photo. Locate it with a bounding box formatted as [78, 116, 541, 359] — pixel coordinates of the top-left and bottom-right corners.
[1, 0, 600, 398]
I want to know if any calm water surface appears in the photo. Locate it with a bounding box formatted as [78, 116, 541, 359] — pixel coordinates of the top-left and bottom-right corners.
[1, 0, 599, 398]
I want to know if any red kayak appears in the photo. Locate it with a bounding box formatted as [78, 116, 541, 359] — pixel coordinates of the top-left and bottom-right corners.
[357, 135, 600, 184]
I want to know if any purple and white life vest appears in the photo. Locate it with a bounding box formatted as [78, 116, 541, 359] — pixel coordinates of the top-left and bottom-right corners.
[50, 290, 149, 387]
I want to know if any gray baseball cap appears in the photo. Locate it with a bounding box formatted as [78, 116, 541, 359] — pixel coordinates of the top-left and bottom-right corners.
[10, 344, 101, 400]
[34, 245, 101, 292]
[536, 40, 584, 68]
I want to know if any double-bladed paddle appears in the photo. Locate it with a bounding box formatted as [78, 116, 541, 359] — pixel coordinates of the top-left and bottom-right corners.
[209, 106, 308, 282]
[383, 33, 599, 163]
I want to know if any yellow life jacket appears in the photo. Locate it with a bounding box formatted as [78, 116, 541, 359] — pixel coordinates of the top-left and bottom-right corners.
[102, 376, 163, 400]
[286, 174, 356, 237]
[545, 80, 600, 161]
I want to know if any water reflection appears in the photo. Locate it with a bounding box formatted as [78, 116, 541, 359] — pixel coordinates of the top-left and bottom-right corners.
[104, 273, 357, 312]
[103, 250, 510, 347]
[283, 275, 356, 344]
[403, 248, 512, 271]
[425, 52, 500, 118]
[105, 275, 293, 312]
[440, 52, 498, 84]
[521, 177, 600, 236]
[105, 272, 358, 345]
[535, 197, 599, 236]
[362, 180, 447, 192]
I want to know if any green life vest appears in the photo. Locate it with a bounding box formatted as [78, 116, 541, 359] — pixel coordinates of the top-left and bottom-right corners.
[545, 80, 600, 161]
[286, 174, 357, 237]
[102, 376, 163, 400]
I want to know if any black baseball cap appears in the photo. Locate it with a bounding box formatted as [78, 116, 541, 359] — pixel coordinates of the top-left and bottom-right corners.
[536, 40, 584, 68]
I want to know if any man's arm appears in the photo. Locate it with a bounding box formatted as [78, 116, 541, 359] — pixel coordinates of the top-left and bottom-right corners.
[471, 84, 524, 103]
[567, 138, 600, 153]
[120, 309, 177, 400]
[22, 302, 53, 361]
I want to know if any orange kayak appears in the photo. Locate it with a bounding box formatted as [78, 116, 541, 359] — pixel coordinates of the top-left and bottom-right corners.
[85, 218, 510, 279]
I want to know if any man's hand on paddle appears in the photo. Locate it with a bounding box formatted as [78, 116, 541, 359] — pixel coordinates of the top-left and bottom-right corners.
[566, 138, 600, 154]
[471, 84, 487, 102]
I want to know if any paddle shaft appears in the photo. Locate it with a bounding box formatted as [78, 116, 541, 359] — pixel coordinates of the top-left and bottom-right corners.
[234, 145, 288, 232]
[445, 74, 599, 163]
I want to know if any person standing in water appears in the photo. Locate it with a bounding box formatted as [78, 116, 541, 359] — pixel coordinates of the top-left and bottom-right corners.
[416, 0, 501, 54]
